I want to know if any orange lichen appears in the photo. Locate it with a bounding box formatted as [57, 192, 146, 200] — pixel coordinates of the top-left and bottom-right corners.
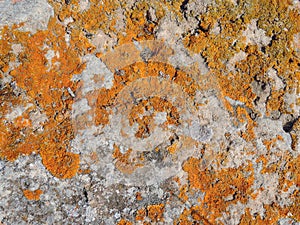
[93, 61, 199, 128]
[236, 106, 257, 142]
[23, 189, 43, 201]
[129, 96, 180, 138]
[147, 204, 165, 222]
[290, 118, 300, 151]
[1, 0, 300, 222]
[266, 90, 285, 115]
[136, 192, 143, 201]
[117, 219, 132, 225]
[241, 202, 300, 224]
[134, 204, 165, 223]
[184, 0, 300, 124]
[182, 157, 254, 223]
[262, 135, 284, 151]
[112, 144, 143, 174]
[178, 184, 188, 202]
[167, 141, 179, 155]
[0, 17, 83, 178]
[0, 86, 42, 160]
[136, 208, 147, 221]
[117, 2, 157, 44]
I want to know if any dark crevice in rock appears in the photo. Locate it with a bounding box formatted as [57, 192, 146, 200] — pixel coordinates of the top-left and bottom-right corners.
[180, 0, 189, 19]
[283, 117, 298, 133]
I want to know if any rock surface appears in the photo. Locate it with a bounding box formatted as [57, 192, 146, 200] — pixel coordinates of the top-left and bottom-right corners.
[0, 0, 300, 224]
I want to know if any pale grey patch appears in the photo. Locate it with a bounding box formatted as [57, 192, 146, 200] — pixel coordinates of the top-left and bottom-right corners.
[277, 185, 298, 208]
[11, 43, 23, 55]
[277, 218, 300, 225]
[29, 109, 48, 130]
[72, 98, 91, 118]
[169, 43, 194, 68]
[154, 112, 167, 125]
[243, 20, 272, 47]
[79, 0, 90, 12]
[133, 39, 143, 51]
[210, 21, 221, 35]
[226, 51, 247, 72]
[225, 96, 245, 106]
[186, 0, 212, 14]
[5, 103, 33, 121]
[218, 202, 246, 225]
[147, 7, 157, 22]
[91, 30, 117, 54]
[0, 0, 54, 33]
[72, 54, 114, 94]
[113, 7, 126, 31]
[44, 49, 57, 71]
[251, 77, 271, 115]
[189, 120, 212, 142]
[67, 87, 75, 98]
[254, 118, 293, 153]
[247, 172, 279, 218]
[267, 68, 285, 91]
[62, 16, 74, 26]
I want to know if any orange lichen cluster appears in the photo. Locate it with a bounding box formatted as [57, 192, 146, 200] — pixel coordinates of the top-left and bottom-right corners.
[240, 202, 300, 225]
[117, 1, 163, 44]
[47, 0, 170, 52]
[178, 149, 300, 223]
[117, 219, 132, 225]
[259, 153, 300, 190]
[136, 208, 147, 221]
[1, 0, 300, 222]
[180, 157, 254, 223]
[23, 189, 43, 201]
[262, 135, 284, 151]
[290, 118, 300, 151]
[0, 17, 83, 178]
[93, 61, 199, 127]
[135, 204, 165, 223]
[184, 0, 300, 118]
[147, 204, 165, 222]
[0, 84, 35, 160]
[129, 96, 180, 138]
[236, 106, 257, 142]
[112, 144, 143, 174]
[177, 1, 300, 220]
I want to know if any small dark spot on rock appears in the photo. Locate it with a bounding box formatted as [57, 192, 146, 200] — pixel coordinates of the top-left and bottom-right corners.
[180, 0, 189, 19]
[180, 0, 189, 12]
[85, 33, 93, 39]
[283, 120, 296, 133]
[83, 187, 88, 203]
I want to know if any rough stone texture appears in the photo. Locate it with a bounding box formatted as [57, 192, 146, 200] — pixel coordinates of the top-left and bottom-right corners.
[0, 0, 300, 224]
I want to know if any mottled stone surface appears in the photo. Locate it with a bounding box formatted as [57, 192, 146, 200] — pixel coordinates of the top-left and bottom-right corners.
[0, 0, 300, 224]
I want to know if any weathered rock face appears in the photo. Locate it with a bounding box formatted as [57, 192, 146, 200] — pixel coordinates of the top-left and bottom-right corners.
[0, 0, 299, 224]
